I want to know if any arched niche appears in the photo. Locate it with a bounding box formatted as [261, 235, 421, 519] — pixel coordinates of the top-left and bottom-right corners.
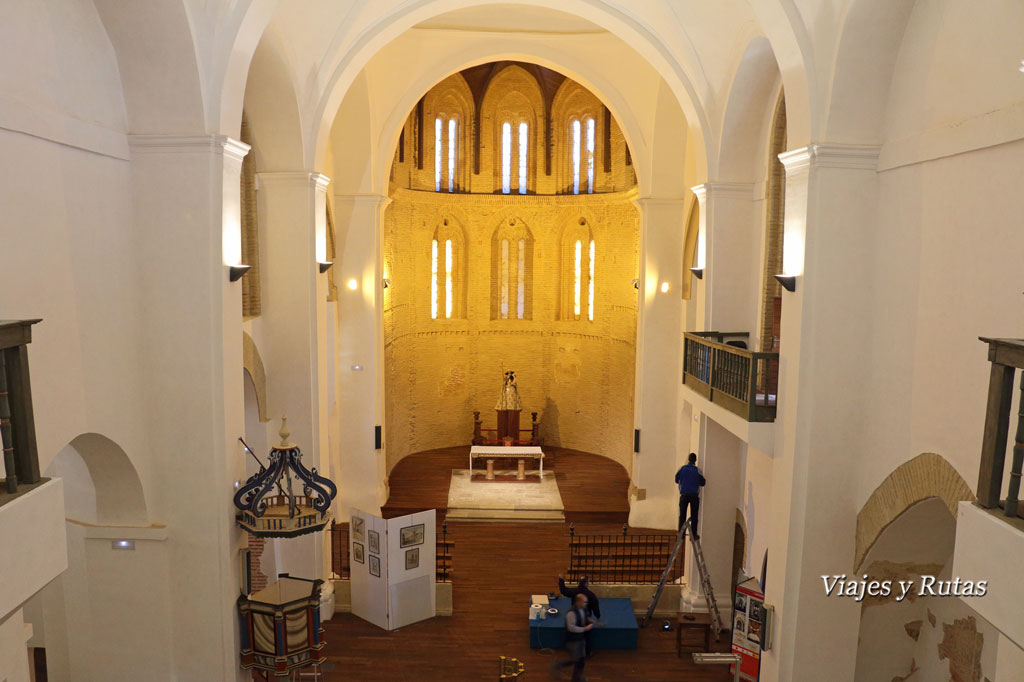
[423, 73, 475, 192]
[479, 64, 544, 194]
[46, 433, 148, 526]
[855, 453, 974, 571]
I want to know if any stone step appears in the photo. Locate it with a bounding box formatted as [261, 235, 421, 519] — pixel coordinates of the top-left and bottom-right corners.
[445, 508, 566, 522]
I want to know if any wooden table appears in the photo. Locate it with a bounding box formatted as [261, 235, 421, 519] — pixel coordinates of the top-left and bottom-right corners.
[676, 611, 713, 655]
[469, 446, 544, 479]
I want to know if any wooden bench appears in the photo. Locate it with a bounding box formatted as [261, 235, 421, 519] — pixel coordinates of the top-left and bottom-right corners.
[676, 611, 713, 655]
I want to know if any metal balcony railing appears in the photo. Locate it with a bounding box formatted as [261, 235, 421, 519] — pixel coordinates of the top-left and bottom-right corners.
[977, 337, 1024, 523]
[0, 320, 42, 501]
[682, 331, 779, 423]
[565, 524, 684, 585]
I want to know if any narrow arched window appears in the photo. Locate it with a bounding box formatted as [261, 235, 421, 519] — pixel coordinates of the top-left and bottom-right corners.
[572, 120, 581, 195]
[448, 119, 457, 193]
[585, 118, 595, 193]
[444, 239, 453, 318]
[518, 122, 528, 194]
[501, 122, 512, 194]
[435, 116, 459, 193]
[588, 239, 595, 320]
[500, 239, 510, 317]
[491, 218, 533, 320]
[574, 240, 582, 317]
[517, 239, 526, 319]
[434, 117, 442, 192]
[431, 239, 439, 319]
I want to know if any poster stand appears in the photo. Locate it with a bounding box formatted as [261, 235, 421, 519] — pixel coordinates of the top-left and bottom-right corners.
[349, 508, 437, 630]
[731, 576, 766, 681]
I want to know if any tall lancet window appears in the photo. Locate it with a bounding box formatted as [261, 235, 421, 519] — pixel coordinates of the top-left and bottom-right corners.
[561, 218, 595, 320]
[570, 117, 596, 195]
[435, 116, 459, 193]
[434, 118, 442, 192]
[431, 219, 465, 319]
[448, 119, 457, 193]
[518, 122, 528, 194]
[585, 118, 595, 194]
[431, 239, 439, 318]
[491, 218, 533, 320]
[501, 122, 512, 194]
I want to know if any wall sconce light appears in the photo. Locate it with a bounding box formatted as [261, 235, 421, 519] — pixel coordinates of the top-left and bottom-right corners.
[689, 267, 704, 280]
[660, 282, 670, 293]
[774, 274, 797, 292]
[318, 261, 333, 274]
[631, 279, 640, 290]
[347, 279, 358, 291]
[383, 279, 391, 289]
[111, 540, 135, 551]
[229, 264, 251, 282]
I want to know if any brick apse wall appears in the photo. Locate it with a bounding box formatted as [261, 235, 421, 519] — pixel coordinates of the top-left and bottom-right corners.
[382, 63, 640, 476]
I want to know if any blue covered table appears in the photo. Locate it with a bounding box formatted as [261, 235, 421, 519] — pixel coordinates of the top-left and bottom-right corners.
[528, 597, 638, 650]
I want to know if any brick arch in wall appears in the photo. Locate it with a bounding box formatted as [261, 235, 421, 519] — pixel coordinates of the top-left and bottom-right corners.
[550, 79, 603, 194]
[242, 331, 269, 423]
[479, 64, 545, 193]
[854, 453, 974, 570]
[423, 73, 475, 192]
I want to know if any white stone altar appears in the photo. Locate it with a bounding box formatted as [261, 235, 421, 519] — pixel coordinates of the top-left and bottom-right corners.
[469, 445, 544, 479]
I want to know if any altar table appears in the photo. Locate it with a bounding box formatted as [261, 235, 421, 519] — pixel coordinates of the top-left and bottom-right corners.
[470, 445, 544, 479]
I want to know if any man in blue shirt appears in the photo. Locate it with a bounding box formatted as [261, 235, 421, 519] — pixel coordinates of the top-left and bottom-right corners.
[675, 452, 706, 538]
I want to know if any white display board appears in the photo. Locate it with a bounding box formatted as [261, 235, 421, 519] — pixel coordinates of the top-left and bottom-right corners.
[349, 509, 388, 630]
[386, 510, 437, 629]
[349, 508, 436, 631]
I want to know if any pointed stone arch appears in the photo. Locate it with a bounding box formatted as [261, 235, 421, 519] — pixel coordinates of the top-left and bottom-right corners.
[855, 453, 974, 570]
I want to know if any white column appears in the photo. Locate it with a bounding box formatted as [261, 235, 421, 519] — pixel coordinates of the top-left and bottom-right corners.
[630, 197, 686, 529]
[332, 194, 390, 517]
[256, 172, 331, 579]
[759, 144, 880, 682]
[690, 182, 760, 336]
[129, 134, 250, 681]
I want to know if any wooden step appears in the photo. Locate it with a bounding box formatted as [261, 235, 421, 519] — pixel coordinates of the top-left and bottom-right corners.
[445, 508, 565, 522]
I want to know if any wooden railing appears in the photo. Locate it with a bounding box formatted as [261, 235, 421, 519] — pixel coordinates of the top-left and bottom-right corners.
[682, 331, 779, 423]
[977, 337, 1024, 521]
[0, 320, 42, 498]
[330, 519, 453, 582]
[565, 524, 684, 585]
[472, 410, 541, 446]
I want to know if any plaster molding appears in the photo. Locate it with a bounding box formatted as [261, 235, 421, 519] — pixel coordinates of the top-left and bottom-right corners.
[71, 520, 169, 542]
[779, 144, 881, 175]
[128, 134, 250, 162]
[257, 171, 332, 191]
[699, 182, 757, 201]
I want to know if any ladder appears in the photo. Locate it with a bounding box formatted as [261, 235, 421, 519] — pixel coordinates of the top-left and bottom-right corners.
[641, 519, 723, 641]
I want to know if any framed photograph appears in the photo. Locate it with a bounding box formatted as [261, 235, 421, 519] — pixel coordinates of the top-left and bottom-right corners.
[352, 542, 364, 564]
[368, 529, 380, 554]
[734, 592, 747, 613]
[351, 515, 365, 542]
[400, 523, 425, 548]
[369, 554, 381, 578]
[405, 547, 419, 570]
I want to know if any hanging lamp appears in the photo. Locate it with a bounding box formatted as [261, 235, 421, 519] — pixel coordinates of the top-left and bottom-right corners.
[234, 417, 337, 538]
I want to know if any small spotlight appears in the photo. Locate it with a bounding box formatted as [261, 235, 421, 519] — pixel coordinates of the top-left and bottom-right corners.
[631, 279, 640, 289]
[660, 282, 670, 293]
[234, 479, 241, 489]
[662, 620, 673, 631]
[318, 261, 334, 274]
[383, 278, 391, 289]
[112, 540, 135, 551]
[689, 267, 703, 280]
[774, 273, 797, 292]
[347, 279, 358, 290]
[228, 264, 251, 282]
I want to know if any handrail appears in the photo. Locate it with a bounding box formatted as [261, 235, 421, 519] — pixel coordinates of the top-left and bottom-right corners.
[682, 331, 779, 423]
[0, 320, 42, 496]
[565, 523, 684, 585]
[977, 337, 1024, 521]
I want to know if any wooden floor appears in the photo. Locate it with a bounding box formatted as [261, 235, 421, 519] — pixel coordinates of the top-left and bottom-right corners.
[321, 447, 733, 681]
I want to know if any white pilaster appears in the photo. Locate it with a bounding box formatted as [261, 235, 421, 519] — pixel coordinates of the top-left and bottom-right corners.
[759, 144, 881, 682]
[256, 171, 332, 580]
[630, 197, 686, 529]
[333, 194, 390, 518]
[129, 134, 250, 682]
